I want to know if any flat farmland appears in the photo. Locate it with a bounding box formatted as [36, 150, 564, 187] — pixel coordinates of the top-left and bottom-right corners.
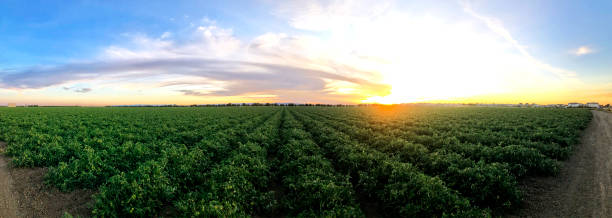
[0, 106, 594, 217]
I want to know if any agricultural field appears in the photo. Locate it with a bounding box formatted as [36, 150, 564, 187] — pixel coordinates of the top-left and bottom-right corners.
[0, 106, 592, 217]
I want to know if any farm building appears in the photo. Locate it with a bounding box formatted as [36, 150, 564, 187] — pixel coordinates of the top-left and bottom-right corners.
[567, 102, 581, 108]
[586, 102, 600, 108]
[8, 103, 16, 107]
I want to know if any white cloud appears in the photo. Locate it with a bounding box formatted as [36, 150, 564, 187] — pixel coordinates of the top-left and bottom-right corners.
[160, 32, 172, 39]
[573, 46, 594, 56]
[103, 24, 241, 60]
[273, 0, 393, 31]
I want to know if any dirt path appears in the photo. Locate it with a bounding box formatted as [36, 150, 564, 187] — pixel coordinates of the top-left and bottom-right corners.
[0, 142, 93, 218]
[0, 143, 18, 218]
[510, 110, 612, 217]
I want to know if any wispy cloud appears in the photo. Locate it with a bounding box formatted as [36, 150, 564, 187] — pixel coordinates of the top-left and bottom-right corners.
[461, 1, 578, 79]
[0, 58, 387, 95]
[62, 86, 92, 93]
[273, 0, 393, 31]
[74, 88, 92, 93]
[179, 90, 208, 96]
[573, 46, 595, 56]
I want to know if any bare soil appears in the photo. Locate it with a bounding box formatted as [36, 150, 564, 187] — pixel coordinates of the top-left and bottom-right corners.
[0, 143, 18, 218]
[508, 110, 612, 217]
[0, 142, 94, 218]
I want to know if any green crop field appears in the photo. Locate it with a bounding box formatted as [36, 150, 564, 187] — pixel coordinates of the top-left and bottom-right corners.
[0, 106, 592, 217]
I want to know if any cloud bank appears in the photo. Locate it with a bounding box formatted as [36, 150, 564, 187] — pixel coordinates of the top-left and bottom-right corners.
[0, 19, 390, 103]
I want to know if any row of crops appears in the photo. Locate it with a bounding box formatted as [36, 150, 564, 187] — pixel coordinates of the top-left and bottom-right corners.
[0, 106, 592, 217]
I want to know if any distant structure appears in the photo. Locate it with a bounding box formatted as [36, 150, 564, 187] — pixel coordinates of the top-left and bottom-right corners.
[567, 102, 581, 108]
[586, 102, 600, 108]
[8, 103, 16, 107]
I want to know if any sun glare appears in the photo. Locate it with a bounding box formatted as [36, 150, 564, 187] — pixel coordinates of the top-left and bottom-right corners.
[350, 15, 519, 104]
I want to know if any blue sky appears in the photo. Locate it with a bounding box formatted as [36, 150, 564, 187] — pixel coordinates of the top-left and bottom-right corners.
[0, 0, 610, 105]
[0, 0, 281, 66]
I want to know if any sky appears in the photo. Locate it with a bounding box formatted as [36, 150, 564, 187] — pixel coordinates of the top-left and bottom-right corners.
[0, 0, 611, 106]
